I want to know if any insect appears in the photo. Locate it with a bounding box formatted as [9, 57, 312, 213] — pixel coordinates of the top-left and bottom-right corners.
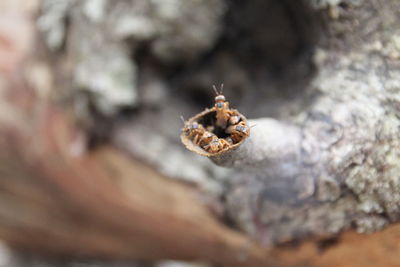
[182, 117, 205, 139]
[212, 84, 238, 129]
[195, 131, 216, 148]
[225, 121, 250, 144]
[180, 84, 250, 156]
[181, 116, 218, 150]
[203, 136, 230, 153]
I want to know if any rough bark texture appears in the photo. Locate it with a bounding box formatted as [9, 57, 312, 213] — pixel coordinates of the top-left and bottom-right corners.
[1, 0, 400, 266]
[86, 0, 399, 244]
[219, 0, 400, 244]
[0, 1, 271, 266]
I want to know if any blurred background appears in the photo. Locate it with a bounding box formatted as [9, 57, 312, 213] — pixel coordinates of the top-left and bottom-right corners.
[1, 0, 400, 266]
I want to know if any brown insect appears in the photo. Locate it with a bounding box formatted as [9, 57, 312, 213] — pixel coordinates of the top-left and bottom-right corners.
[226, 121, 250, 144]
[181, 116, 218, 150]
[195, 131, 217, 148]
[182, 118, 205, 139]
[213, 84, 238, 129]
[203, 136, 230, 153]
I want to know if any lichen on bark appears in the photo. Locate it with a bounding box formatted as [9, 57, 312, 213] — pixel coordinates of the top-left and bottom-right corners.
[39, 0, 400, 246]
[221, 0, 400, 243]
[38, 0, 226, 115]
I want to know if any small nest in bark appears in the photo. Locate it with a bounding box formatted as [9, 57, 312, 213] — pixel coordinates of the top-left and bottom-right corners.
[181, 92, 250, 157]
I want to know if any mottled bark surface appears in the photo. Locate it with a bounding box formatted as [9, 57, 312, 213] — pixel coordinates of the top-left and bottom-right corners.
[85, 0, 400, 244]
[1, 0, 400, 266]
[221, 0, 400, 244]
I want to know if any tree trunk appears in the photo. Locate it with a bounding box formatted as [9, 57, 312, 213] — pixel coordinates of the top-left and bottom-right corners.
[1, 0, 400, 266]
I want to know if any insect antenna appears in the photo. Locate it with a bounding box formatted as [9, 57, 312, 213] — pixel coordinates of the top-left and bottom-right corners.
[212, 85, 219, 96]
[212, 84, 225, 95]
[180, 115, 185, 124]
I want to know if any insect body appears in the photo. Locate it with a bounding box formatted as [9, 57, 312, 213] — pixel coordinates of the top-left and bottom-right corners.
[203, 136, 230, 153]
[194, 131, 216, 147]
[213, 84, 237, 129]
[182, 118, 219, 150]
[226, 121, 250, 143]
[183, 121, 205, 139]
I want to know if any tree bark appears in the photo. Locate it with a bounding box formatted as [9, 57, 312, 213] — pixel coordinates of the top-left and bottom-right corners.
[1, 0, 400, 266]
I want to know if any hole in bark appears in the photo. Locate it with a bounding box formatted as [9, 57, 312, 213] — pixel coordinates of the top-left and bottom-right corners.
[171, 0, 321, 119]
[224, 0, 317, 70]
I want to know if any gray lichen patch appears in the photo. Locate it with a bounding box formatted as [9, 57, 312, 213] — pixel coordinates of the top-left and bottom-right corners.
[37, 0, 73, 51]
[353, 215, 388, 234]
[346, 130, 400, 220]
[144, 0, 226, 62]
[38, 0, 226, 114]
[316, 175, 340, 201]
[73, 41, 138, 115]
